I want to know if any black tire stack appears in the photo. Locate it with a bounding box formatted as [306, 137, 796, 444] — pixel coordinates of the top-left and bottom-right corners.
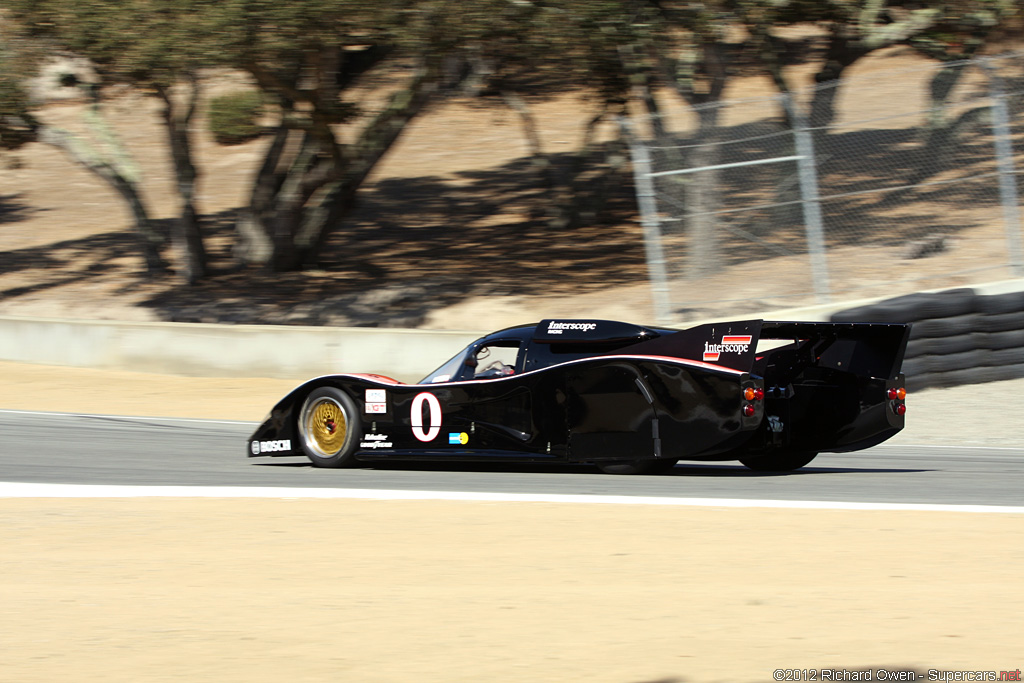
[830, 287, 1024, 391]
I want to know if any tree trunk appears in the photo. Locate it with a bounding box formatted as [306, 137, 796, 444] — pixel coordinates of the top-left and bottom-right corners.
[916, 45, 983, 166]
[807, 4, 940, 128]
[234, 124, 292, 266]
[664, 39, 728, 279]
[36, 125, 167, 273]
[502, 89, 587, 227]
[269, 134, 329, 271]
[807, 34, 867, 128]
[156, 80, 206, 284]
[502, 90, 555, 184]
[685, 106, 722, 278]
[108, 174, 167, 273]
[295, 63, 442, 267]
[895, 60, 986, 192]
[555, 105, 618, 230]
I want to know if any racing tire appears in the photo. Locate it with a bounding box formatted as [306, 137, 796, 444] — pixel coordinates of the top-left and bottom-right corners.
[831, 289, 976, 324]
[919, 349, 991, 374]
[909, 314, 979, 339]
[297, 387, 361, 468]
[975, 291, 1024, 315]
[978, 329, 1024, 351]
[989, 347, 1024, 367]
[900, 358, 925, 378]
[979, 311, 1024, 334]
[598, 459, 678, 475]
[907, 332, 983, 357]
[739, 451, 818, 472]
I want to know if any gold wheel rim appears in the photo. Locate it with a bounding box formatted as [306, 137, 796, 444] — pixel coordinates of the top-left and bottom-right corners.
[302, 397, 349, 457]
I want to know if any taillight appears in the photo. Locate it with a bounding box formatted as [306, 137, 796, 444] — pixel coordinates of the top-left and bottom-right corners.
[889, 386, 907, 416]
[742, 385, 763, 418]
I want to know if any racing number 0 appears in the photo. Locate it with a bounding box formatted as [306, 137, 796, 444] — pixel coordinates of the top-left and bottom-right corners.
[410, 392, 442, 442]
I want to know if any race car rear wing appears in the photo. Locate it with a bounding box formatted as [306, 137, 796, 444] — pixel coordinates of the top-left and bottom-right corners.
[759, 321, 910, 382]
[628, 319, 910, 380]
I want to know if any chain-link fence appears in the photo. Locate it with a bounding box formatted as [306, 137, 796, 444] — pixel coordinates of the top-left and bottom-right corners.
[624, 52, 1024, 324]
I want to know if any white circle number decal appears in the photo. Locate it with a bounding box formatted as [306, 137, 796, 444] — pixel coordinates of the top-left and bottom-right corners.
[410, 392, 442, 442]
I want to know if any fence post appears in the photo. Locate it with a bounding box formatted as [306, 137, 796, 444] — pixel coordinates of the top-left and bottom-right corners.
[782, 94, 831, 304]
[620, 116, 674, 325]
[980, 58, 1024, 278]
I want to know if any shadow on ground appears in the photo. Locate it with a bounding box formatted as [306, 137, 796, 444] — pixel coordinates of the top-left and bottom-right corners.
[253, 459, 930, 477]
[1, 152, 644, 326]
[2, 106, 1007, 327]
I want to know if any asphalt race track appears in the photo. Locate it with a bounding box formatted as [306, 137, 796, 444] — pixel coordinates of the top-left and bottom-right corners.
[1, 408, 1022, 507]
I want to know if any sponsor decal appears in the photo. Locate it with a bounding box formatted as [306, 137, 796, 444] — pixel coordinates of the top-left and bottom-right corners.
[252, 439, 291, 454]
[359, 433, 393, 449]
[703, 335, 753, 362]
[410, 392, 442, 442]
[547, 321, 597, 335]
[448, 432, 469, 445]
[365, 389, 388, 414]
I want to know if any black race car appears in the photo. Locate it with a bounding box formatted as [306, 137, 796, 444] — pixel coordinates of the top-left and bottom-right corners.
[248, 319, 909, 473]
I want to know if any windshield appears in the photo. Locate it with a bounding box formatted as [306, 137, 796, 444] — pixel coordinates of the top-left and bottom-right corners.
[418, 343, 477, 384]
[418, 338, 524, 384]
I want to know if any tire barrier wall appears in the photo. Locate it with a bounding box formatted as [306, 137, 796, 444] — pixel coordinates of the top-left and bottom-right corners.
[831, 288, 1024, 391]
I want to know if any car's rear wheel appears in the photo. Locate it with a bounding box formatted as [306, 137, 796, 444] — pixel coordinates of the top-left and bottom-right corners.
[739, 451, 818, 472]
[598, 459, 678, 475]
[297, 387, 361, 468]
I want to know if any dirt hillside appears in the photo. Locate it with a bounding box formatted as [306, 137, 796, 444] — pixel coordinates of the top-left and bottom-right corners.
[1, 46, 999, 332]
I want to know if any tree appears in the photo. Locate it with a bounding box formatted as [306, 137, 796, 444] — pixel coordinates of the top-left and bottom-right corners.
[734, 0, 1017, 212]
[738, 1, 941, 126]
[904, 1, 1019, 165]
[4, 0, 226, 283]
[461, 0, 745, 268]
[1, 1, 762, 286]
[459, 0, 646, 230]
[629, 0, 745, 277]
[206, 1, 497, 271]
[0, 29, 169, 273]
[736, 1, 1016, 127]
[0, 35, 36, 151]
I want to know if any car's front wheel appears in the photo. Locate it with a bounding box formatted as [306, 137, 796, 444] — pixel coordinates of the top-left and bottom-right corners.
[297, 387, 361, 468]
[739, 451, 818, 472]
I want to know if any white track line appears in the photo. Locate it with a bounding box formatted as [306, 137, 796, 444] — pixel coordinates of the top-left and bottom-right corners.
[1, 482, 1023, 513]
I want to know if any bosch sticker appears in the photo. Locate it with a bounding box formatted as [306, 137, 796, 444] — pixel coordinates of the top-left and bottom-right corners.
[252, 439, 291, 454]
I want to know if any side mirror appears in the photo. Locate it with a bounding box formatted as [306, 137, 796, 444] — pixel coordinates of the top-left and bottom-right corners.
[464, 355, 478, 369]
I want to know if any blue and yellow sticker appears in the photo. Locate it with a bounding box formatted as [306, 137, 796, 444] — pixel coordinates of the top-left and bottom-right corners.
[448, 432, 469, 445]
